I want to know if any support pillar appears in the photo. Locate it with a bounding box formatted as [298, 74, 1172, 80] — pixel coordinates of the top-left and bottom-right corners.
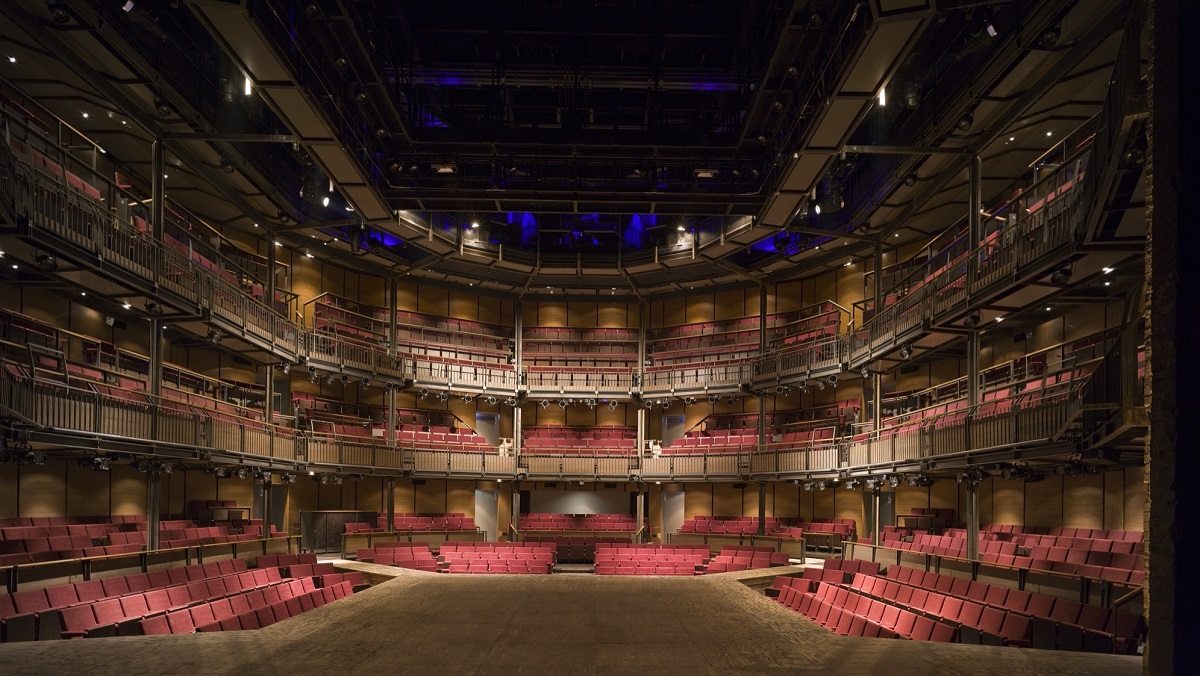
[147, 140, 165, 438]
[510, 483, 521, 539]
[757, 482, 767, 536]
[872, 245, 883, 430]
[261, 476, 272, 539]
[146, 470, 161, 551]
[1148, 0, 1200, 670]
[871, 488, 881, 547]
[384, 477, 396, 533]
[265, 242, 277, 425]
[635, 487, 645, 543]
[965, 480, 979, 562]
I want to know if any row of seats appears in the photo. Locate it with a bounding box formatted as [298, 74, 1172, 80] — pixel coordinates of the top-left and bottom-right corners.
[779, 580, 958, 642]
[139, 576, 352, 635]
[438, 542, 555, 574]
[356, 543, 439, 571]
[706, 546, 789, 573]
[594, 544, 710, 576]
[0, 558, 250, 641]
[373, 514, 478, 531]
[880, 531, 1144, 583]
[521, 514, 638, 532]
[525, 537, 635, 563]
[869, 566, 1141, 653]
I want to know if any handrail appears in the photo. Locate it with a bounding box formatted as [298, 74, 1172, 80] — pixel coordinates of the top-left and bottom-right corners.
[507, 523, 521, 543]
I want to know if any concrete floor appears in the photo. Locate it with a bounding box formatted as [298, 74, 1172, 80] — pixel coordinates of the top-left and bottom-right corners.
[0, 569, 1141, 676]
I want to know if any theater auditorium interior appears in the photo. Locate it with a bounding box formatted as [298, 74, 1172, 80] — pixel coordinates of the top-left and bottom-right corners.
[0, 0, 1191, 674]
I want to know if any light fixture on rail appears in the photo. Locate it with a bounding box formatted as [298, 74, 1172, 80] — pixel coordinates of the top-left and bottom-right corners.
[220, 157, 236, 174]
[964, 310, 981, 329]
[898, 344, 913, 360]
[707, 394, 719, 404]
[207, 328, 222, 344]
[324, 374, 335, 385]
[956, 113, 974, 133]
[383, 381, 395, 392]
[437, 391, 449, 402]
[887, 475, 901, 488]
[1036, 24, 1061, 49]
[234, 467, 251, 480]
[827, 374, 838, 386]
[48, 1, 71, 24]
[860, 365, 871, 379]
[796, 379, 807, 392]
[1050, 267, 1072, 286]
[485, 395, 497, 405]
[360, 377, 371, 388]
[34, 253, 58, 272]
[904, 87, 921, 110]
[608, 400, 619, 410]
[660, 399, 670, 410]
[683, 396, 696, 404]
[461, 394, 474, 403]
[278, 361, 290, 375]
[585, 398, 597, 409]
[558, 399, 569, 409]
[844, 479, 861, 489]
[503, 397, 517, 407]
[339, 374, 351, 384]
[539, 400, 550, 409]
[811, 185, 844, 216]
[725, 396, 737, 406]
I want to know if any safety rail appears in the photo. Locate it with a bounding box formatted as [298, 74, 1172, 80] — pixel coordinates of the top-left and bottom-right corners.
[749, 438, 842, 475]
[524, 367, 635, 394]
[304, 331, 415, 381]
[406, 449, 516, 476]
[518, 454, 639, 478]
[642, 361, 751, 393]
[639, 452, 749, 479]
[0, 364, 299, 463]
[411, 358, 517, 391]
[1, 534, 299, 594]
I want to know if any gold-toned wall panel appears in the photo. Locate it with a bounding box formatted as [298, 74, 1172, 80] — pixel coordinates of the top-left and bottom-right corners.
[539, 302, 567, 327]
[66, 465, 109, 517]
[0, 465, 17, 518]
[218, 477, 255, 508]
[1062, 475, 1104, 529]
[714, 289, 749, 321]
[448, 289, 478, 321]
[569, 302, 598, 328]
[810, 489, 835, 520]
[834, 487, 863, 539]
[684, 484, 712, 521]
[1023, 478, 1062, 527]
[417, 285, 449, 317]
[597, 302, 632, 328]
[414, 480, 448, 514]
[19, 463, 66, 517]
[773, 482, 800, 519]
[1123, 466, 1145, 531]
[396, 281, 419, 312]
[110, 467, 146, 516]
[774, 280, 803, 313]
[991, 479, 1023, 525]
[685, 295, 715, 324]
[446, 480, 476, 516]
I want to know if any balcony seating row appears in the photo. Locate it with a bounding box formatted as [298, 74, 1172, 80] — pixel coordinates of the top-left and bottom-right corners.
[356, 543, 439, 571]
[371, 514, 478, 532]
[521, 514, 638, 532]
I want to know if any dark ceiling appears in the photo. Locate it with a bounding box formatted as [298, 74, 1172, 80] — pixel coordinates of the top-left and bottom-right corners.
[0, 0, 1129, 297]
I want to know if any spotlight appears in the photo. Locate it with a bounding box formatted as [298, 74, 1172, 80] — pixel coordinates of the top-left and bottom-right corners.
[334, 57, 349, 70]
[361, 377, 371, 387]
[154, 99, 173, 118]
[903, 174, 917, 187]
[608, 400, 619, 410]
[437, 391, 449, 402]
[340, 374, 351, 384]
[324, 374, 335, 385]
[485, 396, 497, 405]
[1036, 25, 1061, 49]
[206, 328, 222, 344]
[644, 399, 653, 410]
[1050, 267, 1072, 286]
[797, 379, 807, 391]
[462, 394, 475, 403]
[540, 400, 550, 409]
[683, 396, 696, 404]
[558, 399, 568, 409]
[48, 2, 71, 23]
[956, 113, 974, 133]
[661, 399, 670, 409]
[234, 467, 250, 480]
[419, 388, 428, 398]
[34, 253, 58, 272]
[384, 382, 396, 392]
[827, 374, 838, 385]
[725, 396, 737, 406]
[503, 397, 517, 407]
[844, 479, 861, 489]
[904, 88, 921, 110]
[887, 475, 901, 488]
[899, 344, 913, 360]
[964, 310, 981, 329]
[220, 158, 236, 174]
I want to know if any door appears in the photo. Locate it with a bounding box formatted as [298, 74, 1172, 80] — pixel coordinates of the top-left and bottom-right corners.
[862, 491, 896, 544]
[475, 489, 499, 541]
[661, 490, 685, 541]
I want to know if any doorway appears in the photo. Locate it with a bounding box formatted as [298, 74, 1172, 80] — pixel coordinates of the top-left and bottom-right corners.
[862, 491, 895, 543]
[661, 490, 685, 539]
[475, 489, 499, 541]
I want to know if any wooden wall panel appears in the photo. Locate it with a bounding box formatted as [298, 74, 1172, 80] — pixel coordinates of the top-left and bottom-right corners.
[414, 480, 448, 514]
[164, 471, 186, 516]
[0, 464, 17, 518]
[396, 281, 419, 312]
[1023, 478, 1062, 527]
[810, 489, 835, 520]
[394, 481, 417, 514]
[685, 295, 714, 324]
[496, 483, 512, 540]
[1123, 465, 1145, 531]
[19, 464, 66, 517]
[187, 473, 218, 503]
[359, 275, 387, 307]
[928, 480, 958, 513]
[894, 486, 926, 520]
[774, 280, 803, 314]
[834, 487, 863, 537]
[660, 299, 685, 327]
[66, 466, 110, 517]
[520, 300, 539, 329]
[569, 302, 598, 328]
[315, 483, 342, 511]
[714, 289, 749, 321]
[683, 484, 712, 521]
[448, 289, 478, 321]
[597, 302, 630, 328]
[218, 477, 255, 508]
[287, 479, 318, 535]
[741, 483, 761, 517]
[417, 285, 449, 317]
[538, 302, 567, 327]
[447, 481, 476, 517]
[978, 479, 994, 526]
[991, 479, 1023, 526]
[477, 294, 503, 325]
[773, 482, 800, 518]
[710, 483, 740, 516]
[1063, 475, 1104, 529]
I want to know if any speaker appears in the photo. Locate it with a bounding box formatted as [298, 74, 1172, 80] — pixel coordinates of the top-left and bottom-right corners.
[1013, 330, 1033, 343]
[899, 363, 920, 375]
[543, 482, 558, 488]
[411, 478, 426, 485]
[732, 482, 747, 489]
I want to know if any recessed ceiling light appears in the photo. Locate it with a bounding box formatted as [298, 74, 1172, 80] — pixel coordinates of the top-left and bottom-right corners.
[1045, 306, 1052, 311]
[1104, 281, 1111, 286]
[844, 261, 852, 267]
[1102, 267, 1113, 274]
[470, 221, 479, 228]
[677, 225, 685, 231]
[253, 223, 259, 228]
[81, 292, 86, 296]
[7, 56, 15, 64]
[995, 316, 1003, 322]
[122, 303, 131, 309]
[120, 120, 126, 125]
[274, 241, 281, 247]
[1009, 137, 1015, 142]
[11, 264, 17, 269]
[1046, 131, 1053, 137]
